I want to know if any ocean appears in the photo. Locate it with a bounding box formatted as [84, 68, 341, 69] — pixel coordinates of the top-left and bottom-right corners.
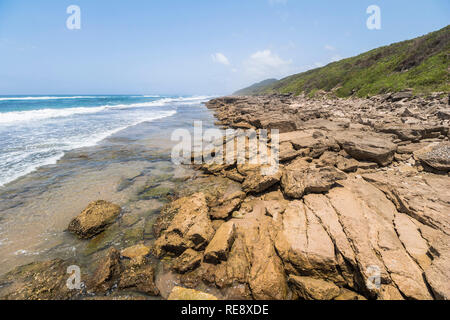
[0, 94, 218, 274]
[0, 95, 210, 187]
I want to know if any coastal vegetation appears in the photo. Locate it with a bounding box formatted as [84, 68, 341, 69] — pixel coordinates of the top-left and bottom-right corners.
[235, 25, 450, 97]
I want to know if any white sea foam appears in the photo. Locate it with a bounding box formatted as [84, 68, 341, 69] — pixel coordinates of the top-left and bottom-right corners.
[0, 95, 212, 187]
[0, 96, 103, 101]
[0, 106, 109, 124]
[0, 110, 177, 187]
[0, 96, 211, 124]
[0, 151, 66, 188]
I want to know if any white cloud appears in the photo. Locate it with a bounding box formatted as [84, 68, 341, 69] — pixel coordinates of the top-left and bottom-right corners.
[324, 45, 336, 51]
[314, 62, 324, 68]
[249, 50, 290, 68]
[244, 50, 292, 79]
[211, 53, 230, 66]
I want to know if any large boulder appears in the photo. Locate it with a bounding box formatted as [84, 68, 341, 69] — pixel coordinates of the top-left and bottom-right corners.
[90, 247, 122, 292]
[200, 201, 290, 300]
[90, 247, 160, 296]
[154, 193, 215, 257]
[318, 151, 377, 173]
[279, 130, 339, 158]
[260, 118, 297, 133]
[242, 169, 282, 194]
[279, 141, 305, 162]
[208, 191, 245, 219]
[281, 159, 347, 199]
[68, 200, 121, 239]
[377, 124, 447, 142]
[235, 202, 289, 300]
[414, 142, 450, 172]
[118, 264, 159, 296]
[335, 131, 397, 166]
[204, 221, 236, 264]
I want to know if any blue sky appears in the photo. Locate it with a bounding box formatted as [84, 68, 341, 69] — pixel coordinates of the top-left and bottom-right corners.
[0, 0, 448, 95]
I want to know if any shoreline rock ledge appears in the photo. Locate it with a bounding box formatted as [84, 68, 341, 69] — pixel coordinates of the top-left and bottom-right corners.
[1, 93, 449, 301]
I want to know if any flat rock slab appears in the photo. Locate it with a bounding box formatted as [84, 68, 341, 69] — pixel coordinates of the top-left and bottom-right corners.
[415, 142, 450, 172]
[281, 159, 347, 199]
[204, 221, 236, 264]
[335, 131, 397, 166]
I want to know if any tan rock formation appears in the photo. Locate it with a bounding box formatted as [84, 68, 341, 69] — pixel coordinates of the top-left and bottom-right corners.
[68, 200, 121, 239]
[154, 193, 214, 257]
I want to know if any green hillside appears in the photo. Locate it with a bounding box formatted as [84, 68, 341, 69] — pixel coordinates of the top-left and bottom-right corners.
[234, 78, 278, 95]
[235, 25, 450, 97]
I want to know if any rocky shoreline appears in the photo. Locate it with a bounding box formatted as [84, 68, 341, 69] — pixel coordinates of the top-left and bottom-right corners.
[1, 92, 449, 300]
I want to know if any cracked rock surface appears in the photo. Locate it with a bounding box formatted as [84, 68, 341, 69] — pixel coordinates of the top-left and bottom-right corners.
[150, 93, 447, 300]
[1, 93, 448, 300]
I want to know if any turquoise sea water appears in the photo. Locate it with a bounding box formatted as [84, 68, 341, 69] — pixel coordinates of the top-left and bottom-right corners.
[0, 95, 211, 186]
